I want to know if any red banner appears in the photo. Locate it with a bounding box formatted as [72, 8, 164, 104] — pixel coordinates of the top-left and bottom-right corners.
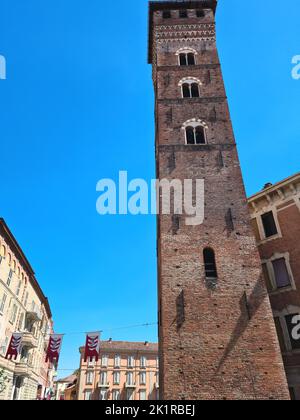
[5, 333, 23, 361]
[84, 332, 100, 362]
[45, 334, 63, 364]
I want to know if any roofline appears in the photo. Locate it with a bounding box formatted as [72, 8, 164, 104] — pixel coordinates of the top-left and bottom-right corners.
[248, 171, 300, 202]
[0, 218, 52, 319]
[148, 0, 218, 64]
[79, 341, 158, 353]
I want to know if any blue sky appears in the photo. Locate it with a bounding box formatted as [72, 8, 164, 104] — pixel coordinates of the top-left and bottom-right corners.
[0, 0, 299, 375]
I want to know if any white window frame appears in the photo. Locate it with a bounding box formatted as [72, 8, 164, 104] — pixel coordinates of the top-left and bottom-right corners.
[255, 208, 282, 243]
[113, 371, 120, 385]
[127, 371, 134, 386]
[86, 370, 94, 385]
[112, 389, 120, 401]
[140, 371, 146, 386]
[140, 390, 147, 400]
[262, 252, 296, 295]
[100, 371, 108, 386]
[182, 119, 208, 145]
[127, 355, 134, 368]
[178, 77, 202, 98]
[114, 354, 121, 368]
[140, 355, 147, 368]
[101, 354, 108, 367]
[176, 48, 198, 66]
[0, 293, 7, 314]
[84, 390, 92, 401]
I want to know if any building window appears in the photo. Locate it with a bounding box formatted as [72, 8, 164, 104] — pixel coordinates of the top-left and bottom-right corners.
[185, 125, 206, 145]
[18, 312, 24, 331]
[140, 356, 147, 368]
[0, 293, 7, 313]
[112, 390, 120, 400]
[179, 52, 196, 66]
[114, 354, 121, 368]
[84, 390, 92, 401]
[99, 390, 107, 401]
[127, 372, 134, 386]
[140, 371, 146, 385]
[16, 281, 22, 297]
[100, 371, 108, 386]
[179, 10, 188, 18]
[197, 10, 205, 18]
[126, 389, 134, 401]
[285, 314, 300, 350]
[113, 371, 120, 385]
[7, 269, 13, 287]
[9, 304, 18, 324]
[101, 354, 108, 367]
[272, 258, 291, 289]
[140, 390, 147, 400]
[203, 248, 218, 279]
[182, 83, 200, 98]
[86, 371, 94, 385]
[261, 211, 278, 238]
[162, 11, 171, 19]
[127, 355, 134, 368]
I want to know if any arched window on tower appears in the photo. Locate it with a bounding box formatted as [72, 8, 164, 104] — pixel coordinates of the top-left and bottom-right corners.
[177, 49, 197, 66]
[203, 248, 218, 279]
[183, 120, 207, 145]
[179, 78, 202, 98]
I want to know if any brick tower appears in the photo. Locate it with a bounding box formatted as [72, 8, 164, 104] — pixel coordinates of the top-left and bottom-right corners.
[148, 1, 290, 400]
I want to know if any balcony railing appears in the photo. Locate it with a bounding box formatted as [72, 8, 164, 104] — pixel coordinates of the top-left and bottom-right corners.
[14, 362, 32, 378]
[26, 306, 42, 322]
[22, 332, 38, 349]
[98, 382, 110, 388]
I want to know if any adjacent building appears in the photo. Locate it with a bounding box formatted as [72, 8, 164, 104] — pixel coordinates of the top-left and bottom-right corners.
[249, 172, 300, 400]
[148, 0, 289, 399]
[54, 373, 77, 400]
[77, 341, 159, 400]
[0, 218, 55, 400]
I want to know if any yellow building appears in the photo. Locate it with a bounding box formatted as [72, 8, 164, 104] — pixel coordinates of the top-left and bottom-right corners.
[0, 218, 55, 400]
[77, 340, 159, 400]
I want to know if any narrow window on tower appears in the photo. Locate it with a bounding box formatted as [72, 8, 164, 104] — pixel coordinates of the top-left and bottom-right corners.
[197, 10, 205, 18]
[203, 248, 218, 279]
[187, 53, 196, 66]
[179, 10, 188, 18]
[191, 83, 200, 97]
[162, 11, 171, 19]
[179, 53, 187, 66]
[182, 83, 191, 98]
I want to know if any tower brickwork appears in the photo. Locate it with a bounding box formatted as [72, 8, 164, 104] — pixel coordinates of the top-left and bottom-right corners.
[148, 0, 290, 400]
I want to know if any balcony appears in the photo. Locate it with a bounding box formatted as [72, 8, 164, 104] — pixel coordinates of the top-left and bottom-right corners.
[22, 332, 38, 349]
[125, 383, 136, 389]
[26, 307, 42, 323]
[14, 362, 31, 378]
[98, 382, 110, 388]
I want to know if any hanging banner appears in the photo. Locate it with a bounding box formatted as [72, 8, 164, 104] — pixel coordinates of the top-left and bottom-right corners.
[84, 332, 101, 362]
[5, 333, 23, 360]
[45, 334, 64, 364]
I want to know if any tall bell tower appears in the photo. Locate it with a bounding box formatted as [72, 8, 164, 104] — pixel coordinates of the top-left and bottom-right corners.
[148, 0, 290, 400]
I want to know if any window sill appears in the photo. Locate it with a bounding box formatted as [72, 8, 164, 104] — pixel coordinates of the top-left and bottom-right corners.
[258, 234, 281, 245]
[269, 285, 295, 296]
